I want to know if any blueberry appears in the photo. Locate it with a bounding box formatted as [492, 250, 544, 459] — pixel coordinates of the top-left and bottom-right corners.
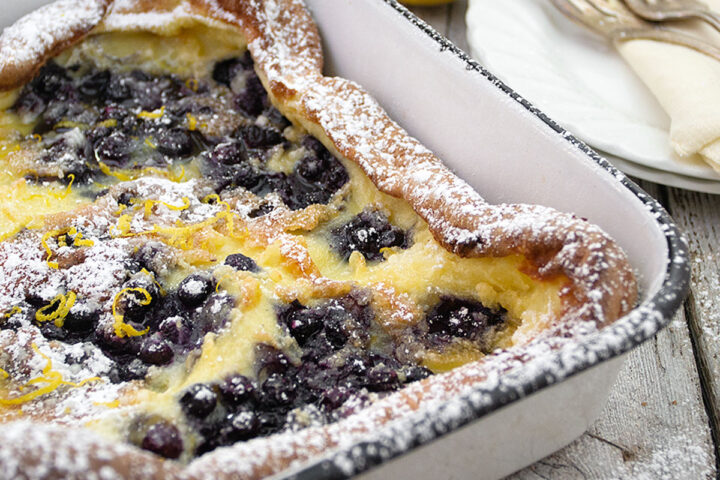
[234, 73, 267, 117]
[194, 423, 222, 455]
[302, 136, 325, 155]
[94, 325, 134, 355]
[254, 344, 292, 378]
[278, 148, 349, 210]
[260, 373, 297, 406]
[218, 374, 255, 406]
[95, 131, 131, 167]
[331, 209, 408, 261]
[119, 276, 160, 324]
[24, 293, 48, 308]
[13, 91, 46, 119]
[180, 384, 217, 418]
[158, 316, 191, 345]
[426, 296, 505, 341]
[320, 387, 351, 411]
[136, 83, 164, 111]
[212, 57, 247, 86]
[35, 100, 70, 134]
[256, 410, 286, 435]
[177, 274, 213, 308]
[192, 293, 234, 339]
[208, 141, 247, 166]
[30, 62, 71, 101]
[139, 337, 174, 365]
[64, 301, 99, 333]
[131, 69, 152, 82]
[117, 192, 134, 207]
[224, 253, 259, 272]
[323, 311, 348, 349]
[119, 358, 149, 381]
[239, 125, 283, 149]
[365, 365, 399, 392]
[106, 75, 132, 102]
[0, 307, 25, 331]
[296, 155, 324, 181]
[130, 242, 168, 275]
[141, 422, 183, 459]
[38, 321, 68, 341]
[299, 332, 335, 363]
[79, 70, 110, 100]
[342, 355, 373, 378]
[302, 366, 340, 399]
[155, 128, 193, 158]
[277, 301, 323, 345]
[221, 410, 260, 442]
[262, 107, 291, 131]
[233, 163, 264, 191]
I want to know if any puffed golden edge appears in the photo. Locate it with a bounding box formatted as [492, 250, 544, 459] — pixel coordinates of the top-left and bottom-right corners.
[0, 0, 637, 479]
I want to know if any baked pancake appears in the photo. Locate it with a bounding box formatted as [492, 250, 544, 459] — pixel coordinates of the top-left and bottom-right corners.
[0, 1, 637, 478]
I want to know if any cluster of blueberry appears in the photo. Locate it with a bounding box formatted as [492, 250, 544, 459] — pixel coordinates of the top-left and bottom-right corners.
[2, 50, 511, 461]
[169, 292, 433, 458]
[163, 293, 505, 459]
[331, 208, 410, 261]
[0, 248, 262, 383]
[424, 296, 507, 346]
[13, 54, 350, 210]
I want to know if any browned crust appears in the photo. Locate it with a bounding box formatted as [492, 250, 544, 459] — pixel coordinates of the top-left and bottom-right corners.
[0, 1, 637, 479]
[0, 422, 183, 479]
[0, 0, 113, 91]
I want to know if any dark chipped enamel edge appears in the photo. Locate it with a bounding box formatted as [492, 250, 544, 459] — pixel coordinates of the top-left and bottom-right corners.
[281, 1, 691, 479]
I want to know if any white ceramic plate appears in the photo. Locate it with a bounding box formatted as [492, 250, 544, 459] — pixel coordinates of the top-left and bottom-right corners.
[465, 0, 720, 188]
[601, 149, 720, 194]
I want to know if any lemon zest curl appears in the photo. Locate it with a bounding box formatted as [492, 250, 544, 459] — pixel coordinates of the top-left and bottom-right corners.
[0, 344, 101, 405]
[112, 288, 152, 338]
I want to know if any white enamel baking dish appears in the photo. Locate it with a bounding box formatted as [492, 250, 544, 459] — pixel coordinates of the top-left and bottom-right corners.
[276, 1, 689, 479]
[0, 1, 688, 479]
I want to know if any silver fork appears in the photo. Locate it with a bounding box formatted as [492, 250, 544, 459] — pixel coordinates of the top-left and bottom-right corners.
[623, 0, 720, 33]
[552, 0, 720, 61]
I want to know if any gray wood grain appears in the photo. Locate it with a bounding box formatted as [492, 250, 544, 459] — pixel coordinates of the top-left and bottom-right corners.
[510, 309, 715, 479]
[665, 187, 720, 463]
[405, 3, 719, 476]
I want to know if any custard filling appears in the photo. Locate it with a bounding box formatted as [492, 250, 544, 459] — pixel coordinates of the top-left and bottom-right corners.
[0, 25, 568, 460]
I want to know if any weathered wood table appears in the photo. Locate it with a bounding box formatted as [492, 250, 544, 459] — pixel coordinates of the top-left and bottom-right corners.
[409, 2, 720, 478]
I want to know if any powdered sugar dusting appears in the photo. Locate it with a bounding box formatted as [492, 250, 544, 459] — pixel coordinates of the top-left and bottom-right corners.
[0, 0, 109, 89]
[0, 1, 688, 479]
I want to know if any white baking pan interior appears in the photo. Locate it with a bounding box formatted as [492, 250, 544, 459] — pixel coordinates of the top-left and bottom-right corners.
[308, 0, 667, 299]
[297, 0, 673, 478]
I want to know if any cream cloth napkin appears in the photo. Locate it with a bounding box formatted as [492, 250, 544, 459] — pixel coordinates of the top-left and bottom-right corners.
[617, 0, 720, 174]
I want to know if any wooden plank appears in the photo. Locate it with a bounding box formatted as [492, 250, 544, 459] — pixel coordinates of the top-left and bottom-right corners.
[510, 310, 715, 479]
[665, 187, 720, 463]
[509, 181, 716, 478]
[447, 0, 470, 53]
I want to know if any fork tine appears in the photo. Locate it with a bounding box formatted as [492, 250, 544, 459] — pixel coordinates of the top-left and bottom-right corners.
[587, 0, 620, 17]
[551, 0, 610, 34]
[550, 0, 584, 16]
[551, 0, 720, 62]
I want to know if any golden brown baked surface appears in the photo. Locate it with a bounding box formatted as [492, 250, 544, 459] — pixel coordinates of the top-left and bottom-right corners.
[0, 1, 636, 479]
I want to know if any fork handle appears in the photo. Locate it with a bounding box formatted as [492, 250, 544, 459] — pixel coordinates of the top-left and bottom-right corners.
[697, 10, 720, 34]
[614, 27, 720, 63]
